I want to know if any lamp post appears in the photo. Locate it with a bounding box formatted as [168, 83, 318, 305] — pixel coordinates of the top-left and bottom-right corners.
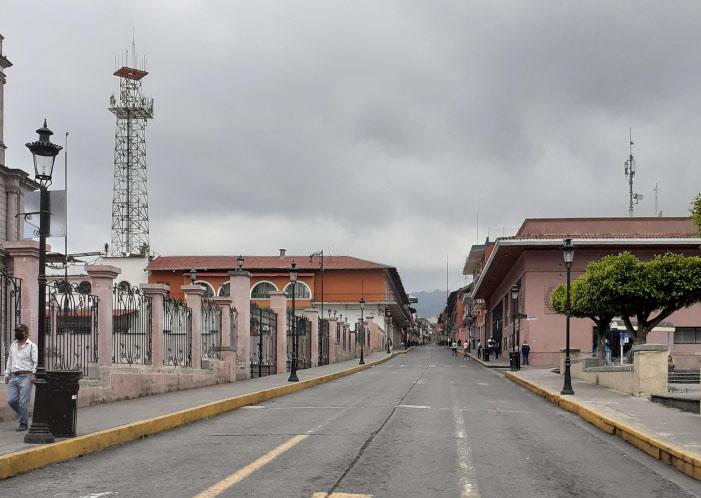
[561, 238, 575, 395]
[24, 120, 62, 444]
[385, 308, 392, 354]
[189, 268, 197, 284]
[359, 297, 365, 365]
[510, 284, 521, 371]
[309, 250, 324, 325]
[288, 261, 299, 382]
[310, 250, 324, 365]
[236, 255, 244, 272]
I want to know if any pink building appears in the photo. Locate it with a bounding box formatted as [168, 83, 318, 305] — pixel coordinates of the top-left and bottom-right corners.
[467, 217, 701, 368]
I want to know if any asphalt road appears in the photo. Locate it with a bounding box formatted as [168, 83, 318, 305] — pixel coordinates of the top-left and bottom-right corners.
[2, 346, 701, 497]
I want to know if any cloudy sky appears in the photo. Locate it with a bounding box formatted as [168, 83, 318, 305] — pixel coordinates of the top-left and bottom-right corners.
[2, 1, 701, 293]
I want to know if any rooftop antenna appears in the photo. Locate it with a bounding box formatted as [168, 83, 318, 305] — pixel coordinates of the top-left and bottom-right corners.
[654, 183, 661, 216]
[624, 129, 643, 216]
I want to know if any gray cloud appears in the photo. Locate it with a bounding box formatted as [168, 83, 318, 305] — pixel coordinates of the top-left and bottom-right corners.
[3, 0, 701, 293]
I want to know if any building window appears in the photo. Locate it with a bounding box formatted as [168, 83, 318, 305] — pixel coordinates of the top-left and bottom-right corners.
[674, 327, 701, 344]
[194, 280, 215, 298]
[218, 282, 230, 297]
[250, 281, 278, 299]
[283, 282, 312, 299]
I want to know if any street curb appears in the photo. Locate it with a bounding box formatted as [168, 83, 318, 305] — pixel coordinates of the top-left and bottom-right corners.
[0, 353, 400, 480]
[505, 371, 701, 481]
[468, 353, 510, 369]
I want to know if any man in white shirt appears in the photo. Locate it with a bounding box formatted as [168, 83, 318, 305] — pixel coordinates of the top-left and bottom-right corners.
[4, 324, 37, 431]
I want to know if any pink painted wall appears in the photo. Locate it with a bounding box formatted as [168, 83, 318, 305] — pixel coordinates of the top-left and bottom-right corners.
[482, 247, 701, 367]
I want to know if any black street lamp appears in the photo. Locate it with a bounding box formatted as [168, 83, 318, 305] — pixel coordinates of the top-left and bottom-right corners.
[309, 250, 324, 324]
[288, 261, 299, 382]
[561, 238, 575, 395]
[310, 250, 324, 365]
[25, 120, 62, 444]
[236, 255, 244, 272]
[359, 297, 365, 365]
[189, 268, 197, 284]
[385, 308, 392, 354]
[510, 284, 521, 371]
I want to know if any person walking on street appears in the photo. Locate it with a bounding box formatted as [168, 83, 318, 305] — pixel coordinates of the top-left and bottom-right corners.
[451, 340, 458, 356]
[463, 341, 469, 359]
[477, 340, 482, 359]
[4, 324, 37, 431]
[521, 341, 530, 366]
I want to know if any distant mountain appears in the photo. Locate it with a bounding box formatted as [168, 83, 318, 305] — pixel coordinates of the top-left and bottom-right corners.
[411, 289, 448, 320]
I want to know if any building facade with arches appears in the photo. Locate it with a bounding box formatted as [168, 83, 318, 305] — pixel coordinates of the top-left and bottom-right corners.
[146, 255, 413, 341]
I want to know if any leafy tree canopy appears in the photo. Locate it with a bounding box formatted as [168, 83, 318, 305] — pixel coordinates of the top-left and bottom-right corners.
[550, 251, 701, 345]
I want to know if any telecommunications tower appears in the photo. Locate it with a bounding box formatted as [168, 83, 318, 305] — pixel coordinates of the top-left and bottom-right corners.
[624, 129, 642, 217]
[108, 38, 153, 255]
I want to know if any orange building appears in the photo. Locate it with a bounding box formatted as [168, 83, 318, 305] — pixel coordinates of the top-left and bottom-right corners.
[146, 254, 413, 344]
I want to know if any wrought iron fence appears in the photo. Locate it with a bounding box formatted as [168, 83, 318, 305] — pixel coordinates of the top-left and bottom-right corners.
[202, 298, 222, 359]
[298, 316, 311, 369]
[45, 282, 99, 375]
[250, 304, 277, 378]
[0, 270, 21, 374]
[287, 312, 312, 371]
[163, 296, 192, 367]
[112, 284, 152, 365]
[318, 319, 329, 366]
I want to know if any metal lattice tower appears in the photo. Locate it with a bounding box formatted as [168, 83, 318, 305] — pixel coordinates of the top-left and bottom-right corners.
[108, 39, 153, 256]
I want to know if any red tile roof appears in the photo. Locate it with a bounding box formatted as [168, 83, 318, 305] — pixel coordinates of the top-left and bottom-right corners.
[147, 255, 391, 272]
[501, 233, 700, 240]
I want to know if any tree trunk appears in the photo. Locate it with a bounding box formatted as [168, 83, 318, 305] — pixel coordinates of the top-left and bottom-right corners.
[594, 317, 611, 364]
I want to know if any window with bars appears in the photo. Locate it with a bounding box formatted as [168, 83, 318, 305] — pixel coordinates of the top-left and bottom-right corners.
[674, 327, 701, 344]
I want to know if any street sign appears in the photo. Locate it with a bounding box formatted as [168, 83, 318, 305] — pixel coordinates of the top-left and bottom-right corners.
[22, 190, 67, 238]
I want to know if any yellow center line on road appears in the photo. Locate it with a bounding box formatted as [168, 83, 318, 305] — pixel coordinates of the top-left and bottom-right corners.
[192, 434, 308, 498]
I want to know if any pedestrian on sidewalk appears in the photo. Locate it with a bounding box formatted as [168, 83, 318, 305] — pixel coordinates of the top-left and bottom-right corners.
[477, 340, 482, 359]
[463, 341, 469, 359]
[451, 340, 458, 356]
[521, 341, 530, 366]
[4, 324, 37, 431]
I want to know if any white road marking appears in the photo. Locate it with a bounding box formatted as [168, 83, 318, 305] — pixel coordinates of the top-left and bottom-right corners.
[241, 405, 266, 409]
[429, 364, 436, 368]
[452, 387, 480, 497]
[477, 382, 488, 386]
[417, 378, 428, 384]
[396, 404, 431, 409]
[486, 409, 531, 414]
[77, 493, 119, 498]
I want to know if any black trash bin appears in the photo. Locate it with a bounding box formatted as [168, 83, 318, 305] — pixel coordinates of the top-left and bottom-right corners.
[483, 348, 490, 362]
[509, 351, 521, 371]
[46, 370, 82, 438]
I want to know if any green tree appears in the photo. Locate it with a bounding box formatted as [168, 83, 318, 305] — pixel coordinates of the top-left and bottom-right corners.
[551, 272, 616, 362]
[691, 193, 701, 236]
[552, 252, 701, 349]
[617, 252, 701, 343]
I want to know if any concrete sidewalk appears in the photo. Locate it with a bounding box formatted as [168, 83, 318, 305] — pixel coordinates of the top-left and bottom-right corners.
[0, 351, 391, 458]
[508, 368, 701, 479]
[468, 352, 526, 369]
